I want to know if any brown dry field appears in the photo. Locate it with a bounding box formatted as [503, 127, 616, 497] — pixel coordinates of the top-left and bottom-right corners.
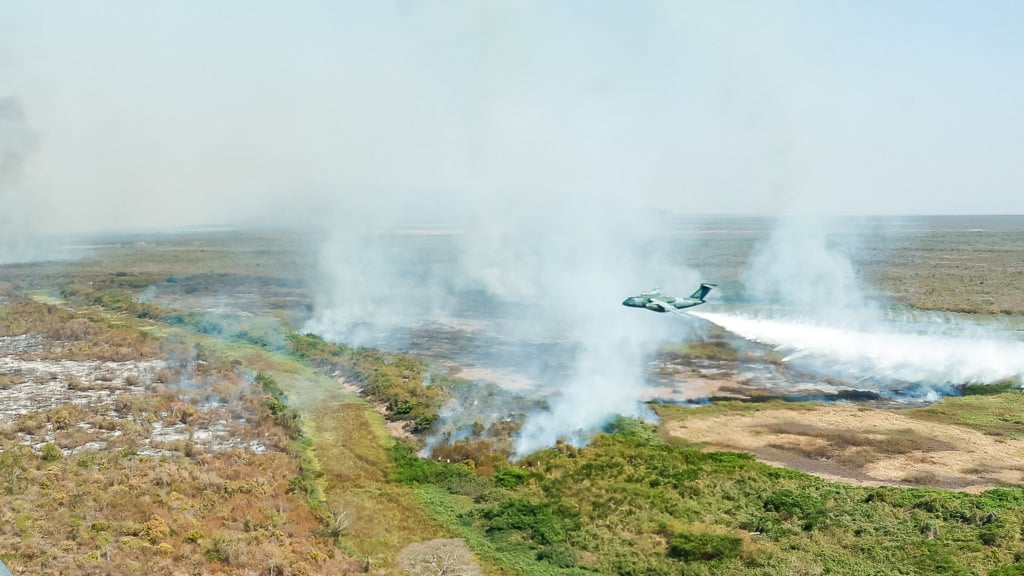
[662, 400, 1024, 493]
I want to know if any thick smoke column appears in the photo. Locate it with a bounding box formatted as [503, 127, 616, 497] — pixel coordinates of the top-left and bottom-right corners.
[743, 216, 874, 322]
[510, 307, 662, 458]
[0, 96, 36, 264]
[305, 224, 463, 347]
[305, 200, 702, 457]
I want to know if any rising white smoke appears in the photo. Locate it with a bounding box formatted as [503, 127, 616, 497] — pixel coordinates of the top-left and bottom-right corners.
[0, 96, 37, 265]
[743, 215, 876, 323]
[304, 226, 463, 348]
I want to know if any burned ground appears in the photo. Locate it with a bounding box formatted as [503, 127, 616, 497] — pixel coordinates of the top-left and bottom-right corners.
[0, 299, 352, 574]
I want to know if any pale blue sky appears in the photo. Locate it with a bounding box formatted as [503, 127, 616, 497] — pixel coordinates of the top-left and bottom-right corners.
[1, 1, 1022, 231]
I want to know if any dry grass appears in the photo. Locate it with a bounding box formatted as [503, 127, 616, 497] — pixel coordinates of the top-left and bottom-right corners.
[758, 422, 956, 468]
[862, 221, 1024, 314]
[0, 446, 358, 574]
[0, 301, 368, 573]
[0, 359, 361, 574]
[662, 403, 1024, 492]
[308, 400, 447, 566]
[0, 301, 161, 361]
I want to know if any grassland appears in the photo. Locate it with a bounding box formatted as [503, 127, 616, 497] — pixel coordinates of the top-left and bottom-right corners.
[906, 392, 1024, 440]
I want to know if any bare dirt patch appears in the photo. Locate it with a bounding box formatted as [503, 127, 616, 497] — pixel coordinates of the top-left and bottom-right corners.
[453, 366, 536, 391]
[664, 404, 1024, 492]
[337, 377, 415, 441]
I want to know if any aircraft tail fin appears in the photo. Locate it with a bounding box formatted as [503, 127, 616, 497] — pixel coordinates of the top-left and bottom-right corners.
[688, 283, 716, 301]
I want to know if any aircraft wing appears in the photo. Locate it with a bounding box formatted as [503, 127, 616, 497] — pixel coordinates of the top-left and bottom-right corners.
[650, 298, 691, 317]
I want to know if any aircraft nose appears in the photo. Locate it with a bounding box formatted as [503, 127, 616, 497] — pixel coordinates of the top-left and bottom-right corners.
[622, 297, 637, 307]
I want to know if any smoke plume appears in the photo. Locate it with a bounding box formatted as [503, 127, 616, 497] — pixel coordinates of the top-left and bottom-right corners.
[0, 96, 36, 264]
[305, 201, 703, 457]
[743, 215, 875, 322]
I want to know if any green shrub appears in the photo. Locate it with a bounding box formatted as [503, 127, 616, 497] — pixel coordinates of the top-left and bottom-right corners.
[482, 497, 578, 545]
[962, 381, 1020, 396]
[763, 489, 826, 529]
[287, 332, 348, 365]
[667, 530, 742, 562]
[89, 521, 111, 533]
[40, 443, 63, 462]
[390, 442, 476, 489]
[494, 467, 530, 489]
[991, 563, 1024, 576]
[536, 545, 576, 568]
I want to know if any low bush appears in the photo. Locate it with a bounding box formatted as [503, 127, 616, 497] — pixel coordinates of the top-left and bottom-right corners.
[667, 530, 743, 562]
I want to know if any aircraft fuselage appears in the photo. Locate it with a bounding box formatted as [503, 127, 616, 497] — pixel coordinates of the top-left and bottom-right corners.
[622, 283, 715, 314]
[622, 295, 704, 312]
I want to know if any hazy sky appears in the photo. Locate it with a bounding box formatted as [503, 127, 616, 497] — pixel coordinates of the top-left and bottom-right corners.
[2, 1, 1022, 232]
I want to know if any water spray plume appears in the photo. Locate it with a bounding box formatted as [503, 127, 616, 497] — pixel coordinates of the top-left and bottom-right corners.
[693, 310, 1024, 390]
[711, 214, 1024, 395]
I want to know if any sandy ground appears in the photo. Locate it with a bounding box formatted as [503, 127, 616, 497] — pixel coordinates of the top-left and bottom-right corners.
[665, 404, 1024, 492]
[641, 373, 748, 403]
[452, 366, 537, 391]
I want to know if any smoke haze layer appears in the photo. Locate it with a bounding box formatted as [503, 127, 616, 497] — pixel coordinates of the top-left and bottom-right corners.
[5, 3, 1024, 233]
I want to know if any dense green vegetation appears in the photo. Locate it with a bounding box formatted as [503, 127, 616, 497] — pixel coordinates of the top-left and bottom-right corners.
[388, 417, 1024, 575]
[288, 332, 451, 432]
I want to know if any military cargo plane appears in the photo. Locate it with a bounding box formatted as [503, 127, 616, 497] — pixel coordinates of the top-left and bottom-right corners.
[622, 283, 716, 316]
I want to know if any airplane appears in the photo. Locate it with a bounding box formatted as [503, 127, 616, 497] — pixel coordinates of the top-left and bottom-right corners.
[622, 283, 716, 317]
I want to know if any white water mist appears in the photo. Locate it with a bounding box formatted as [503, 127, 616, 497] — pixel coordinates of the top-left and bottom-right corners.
[694, 310, 1024, 387]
